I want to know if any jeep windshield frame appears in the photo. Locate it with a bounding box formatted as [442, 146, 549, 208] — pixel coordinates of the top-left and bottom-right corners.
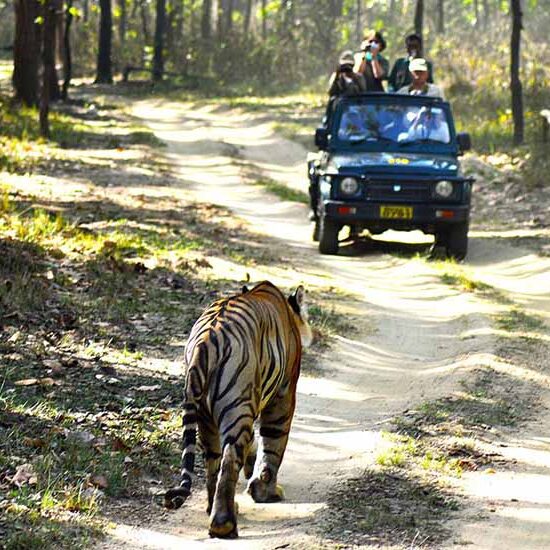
[328, 93, 459, 156]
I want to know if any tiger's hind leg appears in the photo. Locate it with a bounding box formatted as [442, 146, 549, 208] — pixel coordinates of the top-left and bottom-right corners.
[248, 388, 294, 503]
[198, 421, 221, 516]
[209, 420, 253, 539]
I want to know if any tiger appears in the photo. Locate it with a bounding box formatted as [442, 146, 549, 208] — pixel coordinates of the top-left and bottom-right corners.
[164, 280, 312, 539]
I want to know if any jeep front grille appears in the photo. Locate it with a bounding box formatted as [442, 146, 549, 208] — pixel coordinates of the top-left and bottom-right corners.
[366, 181, 431, 202]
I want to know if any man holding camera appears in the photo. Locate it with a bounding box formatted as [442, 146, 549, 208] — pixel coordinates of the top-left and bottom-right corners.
[328, 51, 367, 97]
[355, 30, 389, 92]
[389, 33, 434, 92]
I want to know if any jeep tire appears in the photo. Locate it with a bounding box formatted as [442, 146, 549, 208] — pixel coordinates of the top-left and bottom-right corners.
[318, 216, 339, 255]
[445, 221, 469, 260]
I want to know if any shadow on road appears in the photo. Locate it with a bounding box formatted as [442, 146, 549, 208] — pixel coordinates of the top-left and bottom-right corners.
[338, 235, 433, 259]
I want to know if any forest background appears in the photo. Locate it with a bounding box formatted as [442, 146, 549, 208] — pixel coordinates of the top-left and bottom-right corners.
[2, 0, 550, 159]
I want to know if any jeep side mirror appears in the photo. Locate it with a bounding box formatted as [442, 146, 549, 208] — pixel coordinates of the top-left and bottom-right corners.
[457, 132, 472, 153]
[315, 127, 329, 150]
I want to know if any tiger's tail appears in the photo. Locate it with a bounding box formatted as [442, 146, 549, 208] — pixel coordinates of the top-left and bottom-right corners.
[164, 399, 198, 510]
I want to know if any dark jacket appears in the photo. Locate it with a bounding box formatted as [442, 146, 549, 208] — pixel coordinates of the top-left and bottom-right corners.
[328, 72, 367, 97]
[356, 54, 389, 92]
[388, 57, 434, 91]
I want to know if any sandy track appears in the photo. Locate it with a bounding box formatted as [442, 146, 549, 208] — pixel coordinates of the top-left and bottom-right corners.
[99, 99, 550, 549]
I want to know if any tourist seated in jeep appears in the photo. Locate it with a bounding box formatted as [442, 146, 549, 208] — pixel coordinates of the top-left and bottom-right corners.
[397, 58, 444, 99]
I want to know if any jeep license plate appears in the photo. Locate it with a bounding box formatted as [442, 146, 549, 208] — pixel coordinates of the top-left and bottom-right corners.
[380, 206, 413, 219]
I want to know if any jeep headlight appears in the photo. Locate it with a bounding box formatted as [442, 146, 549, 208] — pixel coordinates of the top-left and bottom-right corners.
[435, 180, 454, 198]
[339, 177, 360, 196]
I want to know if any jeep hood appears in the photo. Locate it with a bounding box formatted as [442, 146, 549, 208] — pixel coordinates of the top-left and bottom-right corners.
[327, 152, 459, 177]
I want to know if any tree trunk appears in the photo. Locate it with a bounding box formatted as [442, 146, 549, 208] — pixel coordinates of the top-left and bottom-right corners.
[437, 0, 444, 34]
[510, 0, 524, 145]
[61, 0, 73, 100]
[474, 0, 479, 27]
[356, 0, 362, 42]
[175, 0, 185, 45]
[48, 8, 61, 102]
[140, 0, 150, 45]
[217, 0, 224, 39]
[118, 0, 126, 46]
[243, 0, 252, 36]
[482, 0, 490, 28]
[40, 0, 59, 138]
[225, 0, 234, 34]
[13, 0, 39, 106]
[95, 0, 113, 83]
[414, 0, 424, 40]
[152, 0, 166, 81]
[201, 0, 212, 40]
[261, 0, 267, 41]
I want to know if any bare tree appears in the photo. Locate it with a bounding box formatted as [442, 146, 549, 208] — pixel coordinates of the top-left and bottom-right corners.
[243, 0, 253, 36]
[40, 0, 61, 137]
[118, 0, 127, 46]
[13, 0, 39, 106]
[95, 0, 113, 83]
[510, 0, 524, 145]
[414, 0, 424, 40]
[356, 0, 362, 42]
[61, 0, 74, 100]
[437, 0, 445, 34]
[153, 0, 167, 81]
[201, 0, 212, 40]
[261, 0, 267, 41]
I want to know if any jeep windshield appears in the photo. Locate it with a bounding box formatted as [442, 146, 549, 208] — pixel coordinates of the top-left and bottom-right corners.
[335, 101, 452, 149]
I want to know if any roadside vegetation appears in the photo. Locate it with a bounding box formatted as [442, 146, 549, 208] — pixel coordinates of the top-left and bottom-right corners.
[0, 83, 368, 546]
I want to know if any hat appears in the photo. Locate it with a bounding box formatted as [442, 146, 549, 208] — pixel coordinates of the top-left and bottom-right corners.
[339, 50, 355, 67]
[409, 58, 428, 72]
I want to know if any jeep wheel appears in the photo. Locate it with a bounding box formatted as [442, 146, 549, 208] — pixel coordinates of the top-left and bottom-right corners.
[318, 217, 339, 255]
[446, 222, 469, 260]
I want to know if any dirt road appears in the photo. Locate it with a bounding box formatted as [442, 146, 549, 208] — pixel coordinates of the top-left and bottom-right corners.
[100, 99, 550, 549]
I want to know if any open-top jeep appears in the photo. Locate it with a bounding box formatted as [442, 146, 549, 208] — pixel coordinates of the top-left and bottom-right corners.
[308, 93, 474, 259]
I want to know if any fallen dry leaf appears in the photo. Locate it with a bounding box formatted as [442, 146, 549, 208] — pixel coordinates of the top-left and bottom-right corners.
[67, 430, 96, 446]
[112, 437, 131, 452]
[89, 474, 109, 489]
[14, 377, 59, 387]
[11, 463, 38, 487]
[195, 258, 212, 269]
[135, 385, 162, 392]
[23, 437, 46, 449]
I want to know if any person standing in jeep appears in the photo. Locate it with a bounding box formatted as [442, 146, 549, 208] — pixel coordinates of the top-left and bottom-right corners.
[328, 51, 367, 97]
[355, 30, 389, 92]
[388, 33, 434, 92]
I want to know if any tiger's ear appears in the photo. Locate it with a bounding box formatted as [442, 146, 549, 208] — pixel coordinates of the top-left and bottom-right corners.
[294, 285, 306, 308]
[288, 285, 306, 314]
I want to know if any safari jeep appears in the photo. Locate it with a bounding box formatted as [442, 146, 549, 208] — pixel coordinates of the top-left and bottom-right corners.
[308, 93, 474, 259]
